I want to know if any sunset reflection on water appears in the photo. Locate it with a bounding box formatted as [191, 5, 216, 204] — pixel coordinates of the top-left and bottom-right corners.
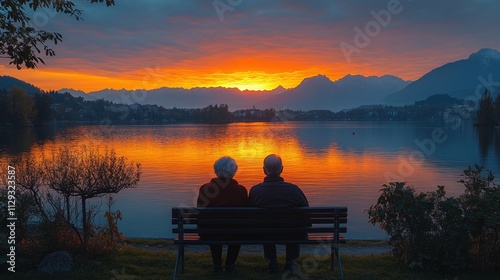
[1, 121, 487, 239]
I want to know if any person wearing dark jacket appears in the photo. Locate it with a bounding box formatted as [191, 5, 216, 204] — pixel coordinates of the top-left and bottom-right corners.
[249, 154, 309, 273]
[197, 156, 249, 272]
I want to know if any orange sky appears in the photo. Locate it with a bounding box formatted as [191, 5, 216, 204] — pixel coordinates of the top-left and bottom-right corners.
[0, 49, 472, 93]
[1, 0, 499, 92]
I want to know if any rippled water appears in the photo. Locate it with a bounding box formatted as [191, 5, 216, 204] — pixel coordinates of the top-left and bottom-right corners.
[1, 121, 499, 239]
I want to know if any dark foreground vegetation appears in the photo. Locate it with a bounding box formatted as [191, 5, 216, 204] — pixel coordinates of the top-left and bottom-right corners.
[369, 165, 500, 273]
[0, 145, 141, 261]
[1, 241, 499, 280]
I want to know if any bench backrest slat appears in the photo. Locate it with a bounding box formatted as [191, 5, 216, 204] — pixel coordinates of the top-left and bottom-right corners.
[172, 207, 347, 239]
[172, 207, 348, 216]
[172, 218, 348, 225]
[173, 227, 348, 234]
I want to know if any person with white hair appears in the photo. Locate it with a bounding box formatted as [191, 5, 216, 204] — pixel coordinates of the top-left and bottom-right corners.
[249, 154, 309, 273]
[197, 156, 249, 272]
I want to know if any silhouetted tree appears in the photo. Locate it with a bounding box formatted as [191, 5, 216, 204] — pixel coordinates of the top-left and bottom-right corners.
[43, 147, 80, 224]
[8, 86, 35, 126]
[476, 90, 496, 126]
[69, 146, 141, 255]
[12, 146, 141, 256]
[1, 0, 115, 69]
[4, 154, 41, 242]
[200, 104, 234, 123]
[0, 93, 9, 125]
[494, 94, 500, 123]
[34, 93, 54, 125]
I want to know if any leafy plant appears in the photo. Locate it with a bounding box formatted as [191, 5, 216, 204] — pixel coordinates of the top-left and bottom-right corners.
[368, 165, 499, 272]
[367, 182, 467, 270]
[459, 165, 500, 268]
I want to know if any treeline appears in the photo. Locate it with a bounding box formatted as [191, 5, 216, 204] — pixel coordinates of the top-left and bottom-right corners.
[0, 86, 52, 126]
[0, 88, 237, 126]
[0, 88, 273, 125]
[0, 87, 478, 127]
[475, 90, 500, 126]
[279, 94, 472, 122]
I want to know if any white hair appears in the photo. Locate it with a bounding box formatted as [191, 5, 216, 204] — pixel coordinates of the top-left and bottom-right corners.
[263, 154, 283, 175]
[214, 156, 238, 179]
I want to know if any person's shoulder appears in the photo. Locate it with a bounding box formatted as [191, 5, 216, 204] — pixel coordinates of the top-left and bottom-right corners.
[235, 182, 246, 189]
[235, 183, 248, 193]
[230, 179, 244, 188]
[199, 179, 217, 190]
[282, 180, 300, 189]
[250, 181, 265, 190]
[249, 182, 265, 195]
[284, 181, 307, 194]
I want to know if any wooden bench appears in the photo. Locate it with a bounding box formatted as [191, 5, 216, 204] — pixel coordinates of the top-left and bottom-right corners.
[171, 207, 347, 280]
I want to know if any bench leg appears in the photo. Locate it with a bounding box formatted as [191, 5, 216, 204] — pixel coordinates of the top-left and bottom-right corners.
[181, 245, 185, 273]
[330, 244, 335, 271]
[173, 245, 182, 280]
[334, 246, 344, 280]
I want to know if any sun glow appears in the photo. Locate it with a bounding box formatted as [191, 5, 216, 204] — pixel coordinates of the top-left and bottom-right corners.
[2, 63, 335, 92]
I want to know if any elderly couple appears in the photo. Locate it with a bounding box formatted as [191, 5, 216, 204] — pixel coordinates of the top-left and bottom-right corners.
[197, 154, 309, 273]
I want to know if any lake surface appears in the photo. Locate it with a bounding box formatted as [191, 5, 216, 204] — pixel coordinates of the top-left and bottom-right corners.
[2, 121, 500, 239]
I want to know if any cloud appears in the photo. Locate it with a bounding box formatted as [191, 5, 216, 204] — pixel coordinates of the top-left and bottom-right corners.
[4, 0, 500, 92]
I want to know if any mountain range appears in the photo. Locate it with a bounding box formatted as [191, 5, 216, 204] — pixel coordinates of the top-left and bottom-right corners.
[385, 48, 500, 104]
[2, 48, 500, 111]
[256, 74, 410, 111]
[62, 74, 410, 111]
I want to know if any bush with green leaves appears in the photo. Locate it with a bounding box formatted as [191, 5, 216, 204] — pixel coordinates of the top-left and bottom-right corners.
[368, 165, 499, 272]
[459, 165, 500, 268]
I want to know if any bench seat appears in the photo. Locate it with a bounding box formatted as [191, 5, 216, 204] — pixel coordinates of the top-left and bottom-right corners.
[172, 207, 347, 280]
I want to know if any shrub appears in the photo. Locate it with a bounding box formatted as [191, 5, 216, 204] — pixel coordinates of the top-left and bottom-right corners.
[368, 165, 499, 272]
[459, 165, 500, 269]
[1, 145, 141, 259]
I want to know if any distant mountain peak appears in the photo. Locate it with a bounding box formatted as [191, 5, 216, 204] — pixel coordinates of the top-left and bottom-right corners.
[469, 48, 500, 62]
[59, 88, 89, 99]
[60, 88, 85, 93]
[270, 85, 287, 94]
[333, 74, 410, 89]
[298, 74, 333, 86]
[0, 75, 41, 95]
[336, 74, 405, 82]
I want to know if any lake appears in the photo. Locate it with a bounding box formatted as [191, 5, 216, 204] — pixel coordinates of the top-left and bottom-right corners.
[1, 121, 499, 239]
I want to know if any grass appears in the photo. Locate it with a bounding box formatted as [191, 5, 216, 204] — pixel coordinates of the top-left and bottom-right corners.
[123, 237, 173, 247]
[343, 240, 386, 246]
[3, 242, 499, 280]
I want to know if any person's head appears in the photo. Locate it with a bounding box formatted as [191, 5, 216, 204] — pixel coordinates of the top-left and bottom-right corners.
[213, 156, 238, 179]
[263, 154, 283, 175]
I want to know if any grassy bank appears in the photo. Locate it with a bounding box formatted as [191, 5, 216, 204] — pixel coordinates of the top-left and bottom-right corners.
[3, 240, 498, 280]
